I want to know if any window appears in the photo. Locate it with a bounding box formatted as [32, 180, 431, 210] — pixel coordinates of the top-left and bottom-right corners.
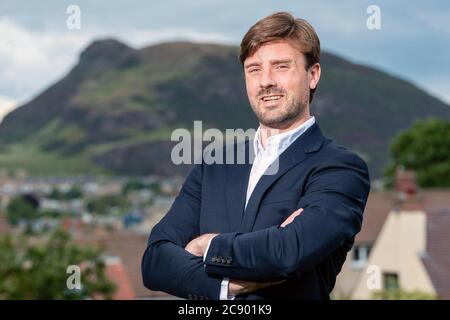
[351, 244, 372, 269]
[383, 273, 399, 291]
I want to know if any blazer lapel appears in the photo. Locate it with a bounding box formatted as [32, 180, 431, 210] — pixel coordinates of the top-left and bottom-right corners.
[239, 123, 325, 232]
[224, 140, 253, 232]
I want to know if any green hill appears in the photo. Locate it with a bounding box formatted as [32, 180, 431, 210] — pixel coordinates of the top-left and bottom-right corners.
[0, 39, 449, 178]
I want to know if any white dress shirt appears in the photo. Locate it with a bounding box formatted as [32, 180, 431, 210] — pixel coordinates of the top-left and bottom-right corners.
[206, 116, 316, 299]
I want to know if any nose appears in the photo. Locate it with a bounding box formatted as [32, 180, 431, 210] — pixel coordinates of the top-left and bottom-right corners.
[259, 68, 276, 89]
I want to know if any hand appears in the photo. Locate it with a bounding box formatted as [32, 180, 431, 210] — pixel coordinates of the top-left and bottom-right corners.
[228, 279, 286, 296]
[227, 209, 301, 296]
[185, 233, 218, 257]
[280, 208, 303, 228]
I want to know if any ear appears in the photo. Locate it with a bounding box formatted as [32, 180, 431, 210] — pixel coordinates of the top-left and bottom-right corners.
[309, 63, 321, 90]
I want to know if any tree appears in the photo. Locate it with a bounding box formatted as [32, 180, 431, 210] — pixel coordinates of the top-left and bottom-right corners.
[122, 179, 145, 195]
[122, 179, 161, 196]
[87, 195, 130, 215]
[6, 195, 39, 233]
[48, 188, 63, 200]
[64, 185, 83, 199]
[0, 229, 116, 299]
[372, 288, 437, 300]
[384, 118, 450, 188]
[48, 185, 83, 200]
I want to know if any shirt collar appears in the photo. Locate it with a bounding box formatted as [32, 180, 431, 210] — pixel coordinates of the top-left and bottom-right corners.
[253, 116, 316, 157]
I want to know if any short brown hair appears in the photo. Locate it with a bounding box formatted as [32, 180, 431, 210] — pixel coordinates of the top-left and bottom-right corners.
[240, 12, 321, 103]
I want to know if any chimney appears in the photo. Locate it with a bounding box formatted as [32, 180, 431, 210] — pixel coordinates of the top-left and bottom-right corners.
[395, 167, 417, 196]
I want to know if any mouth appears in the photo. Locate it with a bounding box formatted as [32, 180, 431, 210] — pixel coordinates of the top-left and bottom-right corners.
[260, 94, 284, 102]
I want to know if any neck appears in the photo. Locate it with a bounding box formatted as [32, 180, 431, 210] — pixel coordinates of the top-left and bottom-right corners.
[259, 113, 312, 150]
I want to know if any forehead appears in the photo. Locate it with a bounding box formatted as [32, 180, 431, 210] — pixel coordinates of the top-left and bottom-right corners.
[244, 40, 303, 65]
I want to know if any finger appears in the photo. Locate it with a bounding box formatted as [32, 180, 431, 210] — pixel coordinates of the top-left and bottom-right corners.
[243, 280, 286, 294]
[257, 279, 286, 288]
[185, 239, 196, 250]
[185, 240, 202, 256]
[280, 208, 303, 227]
[268, 279, 286, 286]
[229, 280, 254, 295]
[185, 244, 197, 255]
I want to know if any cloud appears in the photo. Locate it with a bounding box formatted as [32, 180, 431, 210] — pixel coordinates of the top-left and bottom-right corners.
[0, 17, 92, 102]
[1, 3, 449, 113]
[120, 28, 235, 47]
[416, 10, 450, 34]
[0, 17, 235, 107]
[0, 95, 18, 123]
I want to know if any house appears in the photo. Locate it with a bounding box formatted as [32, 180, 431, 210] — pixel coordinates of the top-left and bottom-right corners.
[332, 169, 450, 299]
[331, 191, 391, 298]
[69, 223, 174, 299]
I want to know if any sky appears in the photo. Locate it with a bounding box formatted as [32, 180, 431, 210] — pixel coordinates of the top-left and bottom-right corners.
[1, 0, 449, 121]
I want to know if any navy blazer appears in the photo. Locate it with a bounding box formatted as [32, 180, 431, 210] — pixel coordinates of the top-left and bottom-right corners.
[142, 122, 370, 300]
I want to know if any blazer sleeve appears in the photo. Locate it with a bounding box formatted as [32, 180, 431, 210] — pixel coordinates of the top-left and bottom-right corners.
[204, 151, 370, 282]
[141, 163, 222, 299]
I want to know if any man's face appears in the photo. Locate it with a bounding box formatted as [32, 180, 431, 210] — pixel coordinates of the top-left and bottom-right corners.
[244, 40, 316, 129]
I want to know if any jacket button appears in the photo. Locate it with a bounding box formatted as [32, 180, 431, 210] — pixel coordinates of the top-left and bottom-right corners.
[212, 256, 217, 263]
[188, 294, 193, 299]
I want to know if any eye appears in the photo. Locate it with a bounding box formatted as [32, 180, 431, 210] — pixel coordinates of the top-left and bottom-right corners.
[248, 68, 261, 74]
[276, 64, 289, 70]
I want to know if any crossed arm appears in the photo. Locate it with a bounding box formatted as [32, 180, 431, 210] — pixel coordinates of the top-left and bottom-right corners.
[184, 208, 303, 295]
[141, 152, 370, 299]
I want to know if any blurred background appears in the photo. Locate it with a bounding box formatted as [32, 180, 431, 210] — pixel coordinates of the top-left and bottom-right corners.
[0, 0, 449, 300]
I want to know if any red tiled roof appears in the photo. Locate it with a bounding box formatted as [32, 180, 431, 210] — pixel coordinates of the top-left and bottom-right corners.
[422, 190, 450, 209]
[105, 257, 135, 300]
[102, 232, 169, 299]
[356, 190, 450, 245]
[73, 228, 170, 299]
[355, 192, 393, 244]
[355, 189, 450, 299]
[422, 208, 450, 299]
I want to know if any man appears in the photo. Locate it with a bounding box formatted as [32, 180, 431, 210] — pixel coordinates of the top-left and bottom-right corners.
[142, 12, 370, 300]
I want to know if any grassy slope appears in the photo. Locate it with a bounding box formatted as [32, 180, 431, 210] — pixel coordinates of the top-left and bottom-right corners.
[1, 43, 449, 177]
